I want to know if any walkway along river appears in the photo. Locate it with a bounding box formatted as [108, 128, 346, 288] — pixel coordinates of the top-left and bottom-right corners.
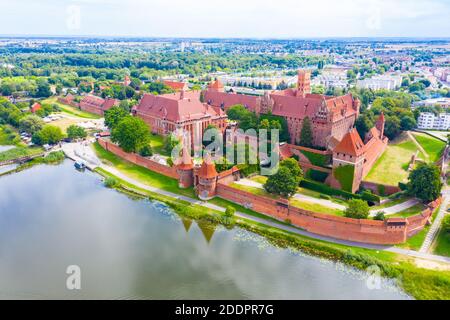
[0, 161, 409, 299]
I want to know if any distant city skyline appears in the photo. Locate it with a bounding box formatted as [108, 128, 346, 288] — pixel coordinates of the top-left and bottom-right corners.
[1, 0, 450, 38]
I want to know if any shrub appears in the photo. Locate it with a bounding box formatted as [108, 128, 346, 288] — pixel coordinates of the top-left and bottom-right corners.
[42, 151, 65, 164]
[377, 184, 386, 197]
[319, 194, 331, 200]
[139, 145, 153, 157]
[224, 206, 236, 218]
[104, 177, 119, 188]
[374, 211, 386, 221]
[345, 199, 370, 219]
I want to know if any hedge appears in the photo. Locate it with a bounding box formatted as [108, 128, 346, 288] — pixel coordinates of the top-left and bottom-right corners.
[306, 169, 329, 183]
[300, 179, 380, 203]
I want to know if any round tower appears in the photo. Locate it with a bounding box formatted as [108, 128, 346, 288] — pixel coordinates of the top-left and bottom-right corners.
[196, 152, 218, 200]
[175, 146, 194, 189]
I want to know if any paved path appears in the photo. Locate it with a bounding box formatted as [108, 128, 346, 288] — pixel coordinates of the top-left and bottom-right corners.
[369, 199, 420, 217]
[67, 142, 450, 265]
[420, 190, 450, 253]
[407, 131, 428, 159]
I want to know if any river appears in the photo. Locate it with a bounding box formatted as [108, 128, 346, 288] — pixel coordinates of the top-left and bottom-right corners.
[0, 161, 410, 299]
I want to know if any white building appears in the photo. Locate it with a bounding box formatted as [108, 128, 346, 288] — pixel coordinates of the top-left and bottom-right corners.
[356, 75, 403, 90]
[413, 98, 450, 109]
[417, 112, 450, 130]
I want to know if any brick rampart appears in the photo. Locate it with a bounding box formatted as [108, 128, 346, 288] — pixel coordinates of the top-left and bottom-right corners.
[216, 182, 441, 245]
[97, 138, 179, 179]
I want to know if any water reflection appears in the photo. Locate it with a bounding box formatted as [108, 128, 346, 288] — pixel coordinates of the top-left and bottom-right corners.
[0, 161, 410, 300]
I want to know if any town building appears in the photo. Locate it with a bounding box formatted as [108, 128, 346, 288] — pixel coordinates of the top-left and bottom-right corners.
[417, 112, 450, 130]
[163, 80, 189, 92]
[30, 102, 42, 113]
[356, 75, 402, 90]
[79, 95, 119, 115]
[413, 98, 450, 109]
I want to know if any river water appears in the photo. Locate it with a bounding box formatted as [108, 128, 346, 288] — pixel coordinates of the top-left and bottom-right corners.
[0, 161, 410, 299]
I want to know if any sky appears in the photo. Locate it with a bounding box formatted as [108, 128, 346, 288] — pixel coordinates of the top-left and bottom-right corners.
[1, 0, 450, 38]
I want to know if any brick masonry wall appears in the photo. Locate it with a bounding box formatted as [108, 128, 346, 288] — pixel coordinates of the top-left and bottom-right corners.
[216, 182, 440, 245]
[98, 138, 179, 179]
[361, 181, 401, 196]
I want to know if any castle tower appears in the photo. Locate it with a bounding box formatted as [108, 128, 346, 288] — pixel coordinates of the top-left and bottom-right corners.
[375, 112, 385, 139]
[208, 79, 224, 92]
[296, 70, 311, 97]
[329, 129, 366, 193]
[196, 152, 218, 200]
[175, 146, 194, 188]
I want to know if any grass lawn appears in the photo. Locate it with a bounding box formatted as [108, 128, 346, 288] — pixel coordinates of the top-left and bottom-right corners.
[229, 182, 278, 199]
[389, 203, 427, 219]
[365, 135, 424, 186]
[148, 134, 168, 156]
[412, 132, 446, 163]
[92, 141, 195, 198]
[433, 227, 450, 257]
[370, 196, 410, 210]
[0, 146, 44, 162]
[250, 175, 268, 184]
[290, 199, 344, 216]
[42, 97, 101, 119]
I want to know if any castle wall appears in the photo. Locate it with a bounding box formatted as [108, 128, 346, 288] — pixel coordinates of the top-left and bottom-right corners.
[216, 182, 441, 245]
[97, 138, 179, 179]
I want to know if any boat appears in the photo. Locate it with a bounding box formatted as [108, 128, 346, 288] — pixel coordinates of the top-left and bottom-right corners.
[74, 161, 86, 170]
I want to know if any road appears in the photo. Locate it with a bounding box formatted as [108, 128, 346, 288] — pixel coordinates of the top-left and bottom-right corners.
[64, 141, 450, 265]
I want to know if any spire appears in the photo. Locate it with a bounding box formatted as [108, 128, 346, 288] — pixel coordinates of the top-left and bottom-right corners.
[198, 152, 218, 179]
[376, 112, 385, 138]
[297, 70, 311, 97]
[175, 145, 194, 170]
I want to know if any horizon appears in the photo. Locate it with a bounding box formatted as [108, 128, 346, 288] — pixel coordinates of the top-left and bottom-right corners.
[1, 0, 450, 38]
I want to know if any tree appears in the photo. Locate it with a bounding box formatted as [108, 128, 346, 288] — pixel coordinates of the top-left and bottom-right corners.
[400, 115, 417, 131]
[67, 125, 87, 140]
[384, 116, 401, 140]
[35, 79, 52, 98]
[407, 163, 442, 202]
[373, 211, 386, 221]
[355, 115, 373, 139]
[164, 133, 181, 154]
[344, 199, 370, 219]
[18, 115, 44, 134]
[299, 116, 313, 147]
[104, 106, 129, 129]
[264, 166, 299, 198]
[111, 116, 151, 153]
[279, 158, 303, 178]
[119, 100, 131, 112]
[138, 144, 153, 157]
[32, 125, 64, 145]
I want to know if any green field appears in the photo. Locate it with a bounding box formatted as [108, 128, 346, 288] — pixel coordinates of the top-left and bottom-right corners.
[42, 97, 101, 119]
[92, 141, 195, 198]
[412, 132, 446, 163]
[365, 136, 424, 186]
[389, 203, 427, 218]
[0, 146, 44, 162]
[433, 227, 450, 258]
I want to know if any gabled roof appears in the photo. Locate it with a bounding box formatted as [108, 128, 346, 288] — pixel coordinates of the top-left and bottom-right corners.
[135, 91, 226, 123]
[334, 129, 365, 157]
[204, 90, 260, 112]
[31, 103, 42, 113]
[197, 153, 218, 179]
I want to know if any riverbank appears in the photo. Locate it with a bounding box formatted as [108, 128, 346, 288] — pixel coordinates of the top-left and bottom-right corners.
[93, 165, 450, 300]
[0, 150, 65, 177]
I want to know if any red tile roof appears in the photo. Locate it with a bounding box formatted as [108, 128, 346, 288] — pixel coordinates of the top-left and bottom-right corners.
[30, 103, 42, 113]
[197, 153, 218, 179]
[80, 95, 118, 111]
[163, 80, 187, 91]
[135, 91, 226, 123]
[334, 129, 365, 157]
[204, 91, 260, 112]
